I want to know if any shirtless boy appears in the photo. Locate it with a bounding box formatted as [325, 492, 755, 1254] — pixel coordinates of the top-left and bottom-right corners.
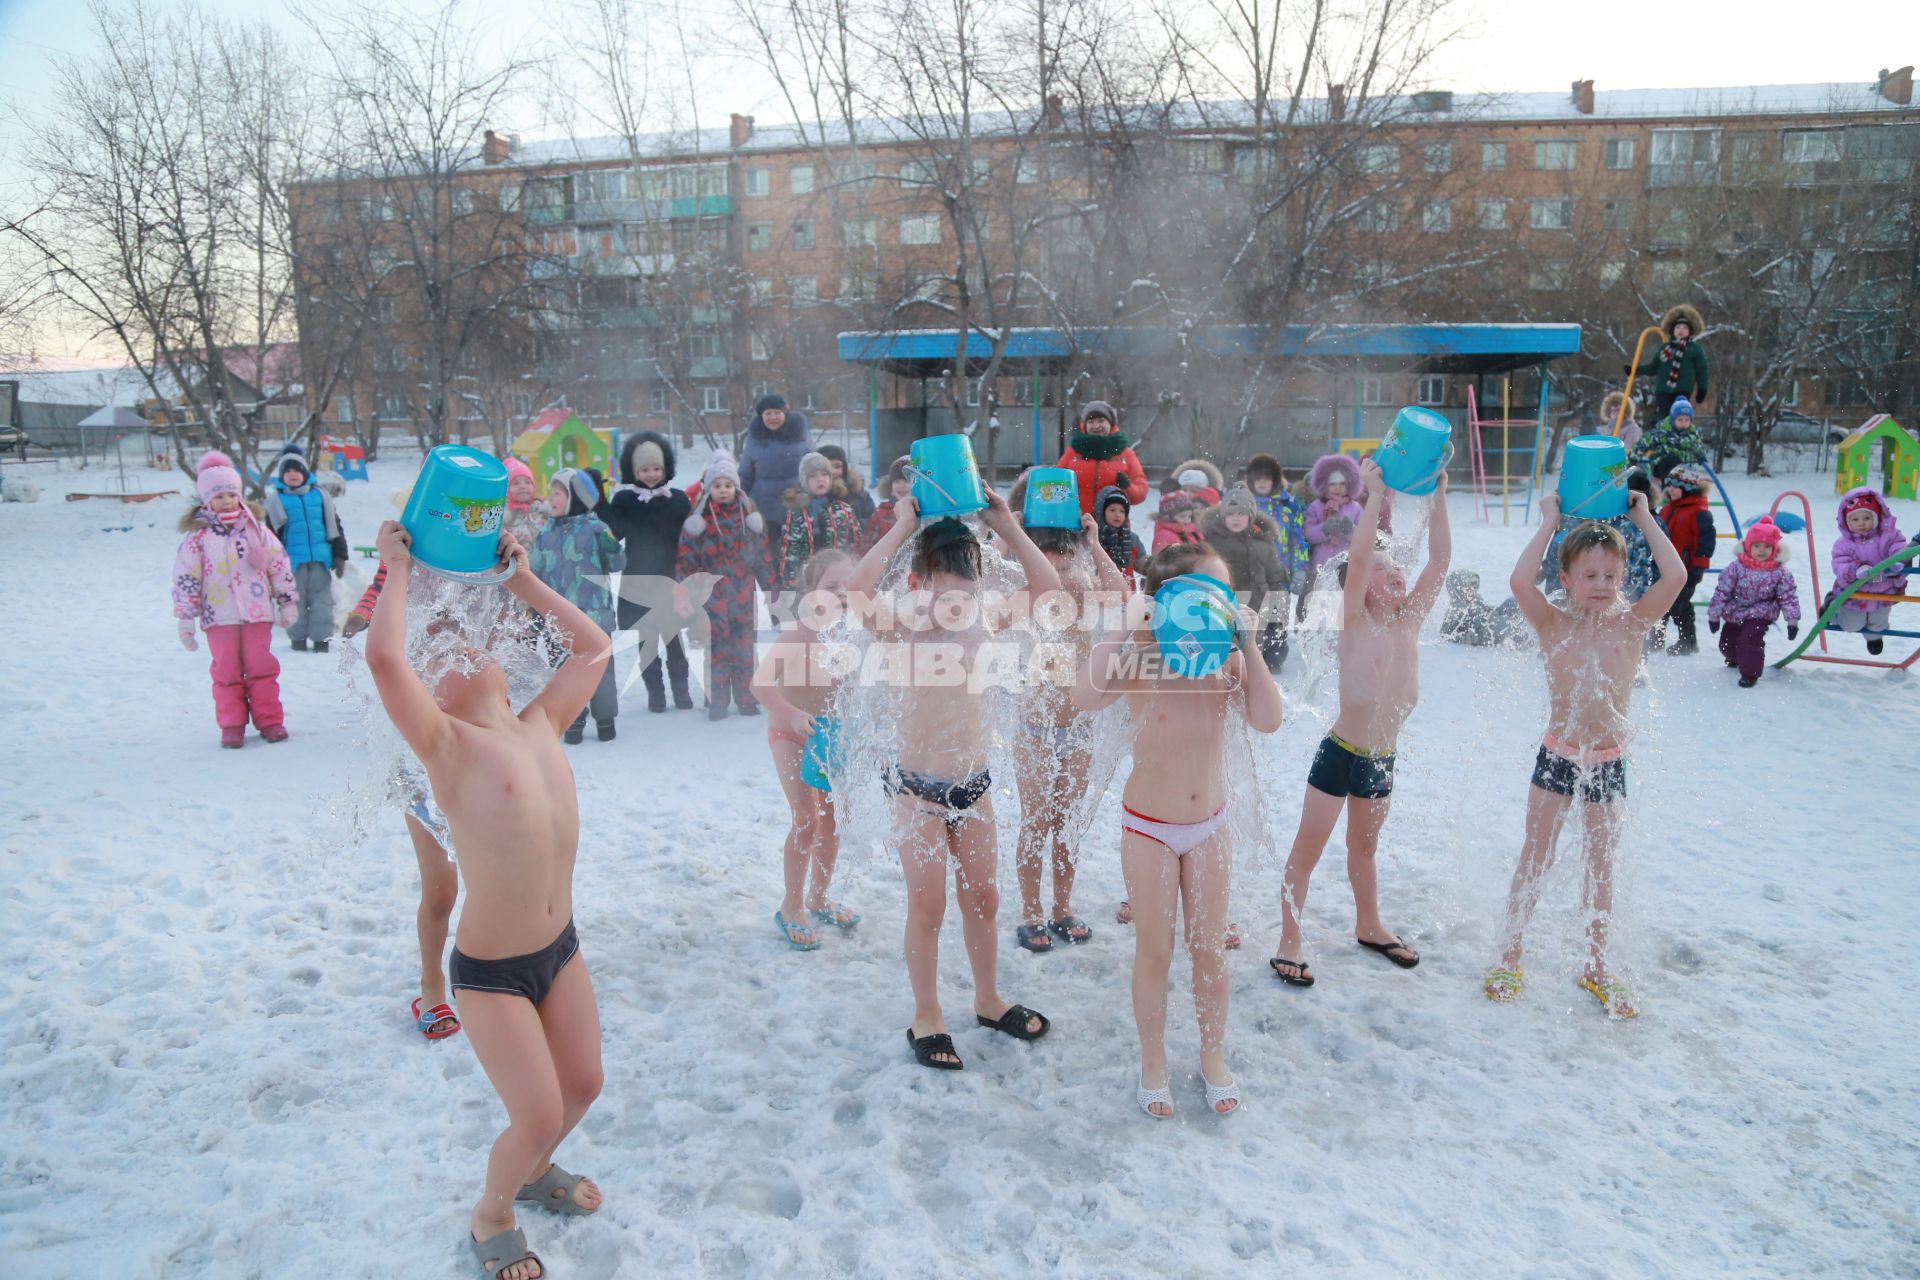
[1271, 458, 1450, 987]
[1075, 543, 1285, 1117]
[1486, 489, 1685, 1018]
[847, 491, 1062, 1071]
[367, 521, 610, 1280]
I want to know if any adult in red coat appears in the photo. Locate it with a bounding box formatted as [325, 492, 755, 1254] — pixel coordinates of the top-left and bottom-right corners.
[1056, 400, 1147, 517]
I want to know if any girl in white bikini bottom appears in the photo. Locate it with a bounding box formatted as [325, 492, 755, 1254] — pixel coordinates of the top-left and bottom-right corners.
[1121, 804, 1227, 857]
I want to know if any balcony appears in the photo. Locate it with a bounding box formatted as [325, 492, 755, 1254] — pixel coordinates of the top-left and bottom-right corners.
[671, 195, 731, 219]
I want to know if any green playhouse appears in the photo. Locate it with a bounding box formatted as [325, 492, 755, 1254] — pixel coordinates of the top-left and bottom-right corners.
[509, 409, 618, 495]
[1833, 414, 1918, 500]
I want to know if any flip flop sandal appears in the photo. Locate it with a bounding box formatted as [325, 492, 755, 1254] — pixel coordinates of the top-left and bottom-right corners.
[774, 910, 821, 951]
[1202, 1070, 1241, 1115]
[1048, 916, 1093, 944]
[1224, 922, 1243, 951]
[808, 904, 861, 930]
[1137, 1075, 1175, 1119]
[1015, 924, 1054, 953]
[1579, 975, 1639, 1020]
[1269, 956, 1315, 987]
[976, 1003, 1050, 1042]
[1115, 901, 1133, 925]
[471, 1226, 543, 1279]
[1357, 935, 1420, 969]
[1484, 966, 1525, 1002]
[412, 998, 461, 1040]
[906, 1028, 964, 1071]
[517, 1163, 599, 1216]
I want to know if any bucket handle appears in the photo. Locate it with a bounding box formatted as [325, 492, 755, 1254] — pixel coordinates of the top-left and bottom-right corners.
[1396, 439, 1455, 496]
[1562, 463, 1632, 520]
[902, 463, 966, 513]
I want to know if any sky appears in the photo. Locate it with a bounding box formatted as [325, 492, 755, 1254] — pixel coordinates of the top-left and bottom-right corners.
[0, 0, 1910, 361]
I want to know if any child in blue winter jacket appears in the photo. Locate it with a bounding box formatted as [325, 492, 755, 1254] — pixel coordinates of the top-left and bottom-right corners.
[1244, 453, 1307, 667]
[533, 467, 626, 743]
[264, 445, 348, 652]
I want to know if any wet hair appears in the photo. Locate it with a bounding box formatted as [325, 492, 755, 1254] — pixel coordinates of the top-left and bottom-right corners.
[800, 548, 855, 592]
[1143, 541, 1226, 595]
[1558, 521, 1628, 574]
[1029, 526, 1079, 556]
[1334, 534, 1395, 588]
[910, 517, 982, 581]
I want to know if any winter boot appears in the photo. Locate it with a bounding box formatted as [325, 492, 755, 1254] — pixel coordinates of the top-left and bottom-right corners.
[643, 658, 669, 713]
[672, 680, 695, 711]
[735, 681, 761, 717]
[598, 721, 617, 742]
[708, 682, 732, 722]
[648, 687, 668, 714]
[291, 637, 308, 652]
[313, 639, 330, 654]
[564, 721, 586, 745]
[260, 724, 290, 743]
[1868, 638, 1886, 656]
[220, 725, 245, 749]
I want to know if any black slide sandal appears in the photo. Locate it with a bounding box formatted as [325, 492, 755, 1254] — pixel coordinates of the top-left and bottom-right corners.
[907, 1028, 964, 1070]
[1357, 936, 1420, 969]
[976, 1003, 1050, 1041]
[1269, 956, 1315, 987]
[1048, 916, 1093, 944]
[1015, 924, 1053, 953]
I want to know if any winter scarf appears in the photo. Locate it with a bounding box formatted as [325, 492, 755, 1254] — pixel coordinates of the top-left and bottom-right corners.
[1069, 430, 1129, 461]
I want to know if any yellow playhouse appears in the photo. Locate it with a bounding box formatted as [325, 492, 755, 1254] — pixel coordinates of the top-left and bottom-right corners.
[508, 409, 619, 494]
[1834, 415, 1918, 500]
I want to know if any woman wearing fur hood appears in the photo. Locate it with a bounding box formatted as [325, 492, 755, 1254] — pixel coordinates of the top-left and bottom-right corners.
[1628, 303, 1709, 431]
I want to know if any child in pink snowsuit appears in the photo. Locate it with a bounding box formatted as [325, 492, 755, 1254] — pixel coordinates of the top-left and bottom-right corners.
[1707, 517, 1801, 686]
[1831, 488, 1909, 656]
[172, 451, 298, 748]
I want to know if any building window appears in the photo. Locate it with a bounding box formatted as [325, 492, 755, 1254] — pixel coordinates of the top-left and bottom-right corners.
[1782, 379, 1799, 408]
[744, 167, 769, 197]
[1599, 260, 1627, 288]
[1528, 261, 1568, 291]
[701, 385, 726, 414]
[1825, 377, 1871, 408]
[1360, 144, 1399, 173]
[838, 273, 869, 299]
[749, 278, 773, 304]
[1422, 200, 1451, 233]
[794, 328, 816, 359]
[1416, 376, 1446, 406]
[1529, 198, 1574, 231]
[1651, 260, 1689, 293]
[837, 160, 876, 190]
[1481, 141, 1507, 171]
[790, 165, 814, 194]
[334, 396, 354, 423]
[1534, 140, 1577, 171]
[1781, 128, 1843, 165]
[787, 276, 818, 302]
[1478, 198, 1507, 230]
[576, 169, 627, 202]
[651, 385, 670, 414]
[373, 295, 399, 323]
[840, 219, 877, 247]
[791, 219, 815, 249]
[1359, 202, 1400, 233]
[1184, 140, 1226, 173]
[1015, 154, 1039, 184]
[373, 345, 406, 373]
[1605, 138, 1636, 169]
[1360, 377, 1388, 406]
[688, 328, 723, 360]
[1603, 200, 1631, 232]
[1649, 128, 1721, 186]
[750, 332, 770, 361]
[1423, 142, 1451, 173]
[746, 222, 771, 252]
[606, 387, 625, 416]
[452, 188, 475, 216]
[383, 393, 413, 419]
[900, 158, 935, 187]
[901, 214, 941, 245]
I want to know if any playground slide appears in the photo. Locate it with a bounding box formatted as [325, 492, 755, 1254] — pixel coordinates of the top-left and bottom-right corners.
[1772, 544, 1920, 671]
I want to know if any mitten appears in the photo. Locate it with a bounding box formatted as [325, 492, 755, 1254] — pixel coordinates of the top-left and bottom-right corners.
[1707, 619, 1720, 633]
[343, 613, 370, 639]
[334, 560, 346, 578]
[1786, 624, 1798, 640]
[178, 619, 199, 652]
[277, 601, 298, 629]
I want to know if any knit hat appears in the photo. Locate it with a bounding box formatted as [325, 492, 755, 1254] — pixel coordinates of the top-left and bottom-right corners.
[1097, 485, 1131, 516]
[196, 450, 243, 502]
[1080, 400, 1117, 426]
[277, 450, 310, 482]
[1178, 468, 1209, 489]
[1159, 492, 1197, 519]
[684, 449, 763, 536]
[1669, 397, 1695, 421]
[1841, 491, 1881, 524]
[1742, 517, 1783, 552]
[552, 467, 600, 516]
[1218, 483, 1259, 518]
[504, 456, 534, 484]
[754, 393, 788, 416]
[705, 450, 740, 488]
[629, 438, 665, 472]
[799, 451, 834, 484]
[1666, 463, 1709, 495]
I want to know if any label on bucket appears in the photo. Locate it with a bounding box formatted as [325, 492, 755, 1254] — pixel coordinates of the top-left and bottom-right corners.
[1034, 479, 1072, 502]
[427, 496, 505, 535]
[447, 455, 484, 470]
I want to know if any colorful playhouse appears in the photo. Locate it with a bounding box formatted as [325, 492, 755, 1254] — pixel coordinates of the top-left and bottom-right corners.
[1833, 415, 1917, 500]
[508, 409, 619, 493]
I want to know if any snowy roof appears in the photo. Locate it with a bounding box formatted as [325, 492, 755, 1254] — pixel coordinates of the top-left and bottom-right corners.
[477, 82, 1914, 171]
[0, 366, 162, 407]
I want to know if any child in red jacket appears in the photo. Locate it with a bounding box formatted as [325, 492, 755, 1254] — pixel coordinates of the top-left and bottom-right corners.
[1657, 463, 1716, 654]
[1057, 401, 1147, 517]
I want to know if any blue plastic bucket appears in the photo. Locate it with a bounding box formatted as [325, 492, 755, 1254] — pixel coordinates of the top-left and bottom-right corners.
[1559, 435, 1630, 520]
[800, 715, 841, 792]
[908, 434, 987, 520]
[1022, 466, 1081, 529]
[400, 445, 515, 583]
[1377, 406, 1454, 496]
[1152, 572, 1237, 679]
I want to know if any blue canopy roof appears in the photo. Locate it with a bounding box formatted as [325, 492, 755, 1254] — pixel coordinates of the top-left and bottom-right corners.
[839, 323, 1582, 372]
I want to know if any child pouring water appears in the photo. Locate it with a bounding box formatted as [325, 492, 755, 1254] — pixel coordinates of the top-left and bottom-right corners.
[1486, 488, 1686, 1019]
[847, 492, 1062, 1071]
[1270, 459, 1450, 987]
[1075, 543, 1285, 1116]
[367, 521, 613, 1280]
[1708, 517, 1801, 686]
[752, 549, 859, 950]
[172, 451, 298, 748]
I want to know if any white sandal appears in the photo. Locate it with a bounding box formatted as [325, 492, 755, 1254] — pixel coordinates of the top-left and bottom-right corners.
[1202, 1069, 1241, 1115]
[1137, 1074, 1175, 1119]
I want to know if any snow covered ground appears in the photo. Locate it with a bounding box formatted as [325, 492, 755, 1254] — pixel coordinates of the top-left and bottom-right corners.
[2, 450, 1916, 1278]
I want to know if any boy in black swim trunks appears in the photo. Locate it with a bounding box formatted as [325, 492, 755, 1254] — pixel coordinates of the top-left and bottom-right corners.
[1271, 459, 1449, 988]
[368, 521, 613, 1280]
[1486, 491, 1684, 1019]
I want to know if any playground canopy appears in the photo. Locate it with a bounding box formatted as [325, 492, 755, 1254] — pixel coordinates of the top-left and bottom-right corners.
[836, 322, 1582, 473]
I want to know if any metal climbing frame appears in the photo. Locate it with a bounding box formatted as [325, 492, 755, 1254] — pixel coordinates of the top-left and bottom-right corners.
[1466, 374, 1547, 525]
[1773, 534, 1920, 672]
